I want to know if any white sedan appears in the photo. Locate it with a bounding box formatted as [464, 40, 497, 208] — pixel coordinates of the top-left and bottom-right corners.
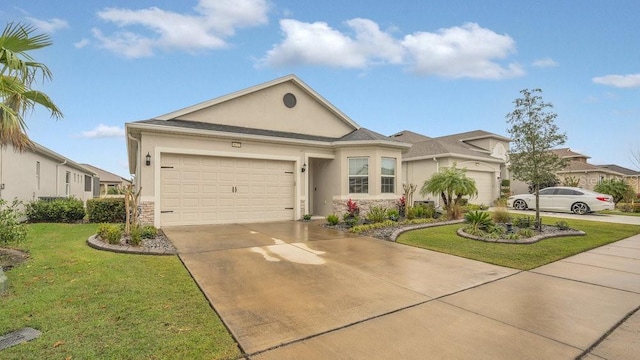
[507, 186, 615, 215]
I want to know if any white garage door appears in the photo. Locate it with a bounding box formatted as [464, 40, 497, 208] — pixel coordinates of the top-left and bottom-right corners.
[466, 171, 495, 206]
[160, 154, 295, 226]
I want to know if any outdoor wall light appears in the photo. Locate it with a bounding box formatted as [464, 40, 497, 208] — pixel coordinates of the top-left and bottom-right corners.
[145, 152, 151, 166]
[301, 163, 307, 173]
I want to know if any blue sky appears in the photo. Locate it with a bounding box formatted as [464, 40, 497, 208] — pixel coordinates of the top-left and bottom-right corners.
[2, 0, 639, 178]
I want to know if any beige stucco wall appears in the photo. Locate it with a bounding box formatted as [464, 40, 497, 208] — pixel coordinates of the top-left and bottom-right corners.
[176, 82, 355, 138]
[136, 130, 406, 223]
[403, 156, 502, 207]
[0, 147, 93, 203]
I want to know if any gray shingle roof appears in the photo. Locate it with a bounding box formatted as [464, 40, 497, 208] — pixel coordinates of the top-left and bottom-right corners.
[133, 119, 403, 145]
[388, 130, 431, 144]
[597, 164, 640, 176]
[402, 129, 508, 161]
[550, 148, 590, 159]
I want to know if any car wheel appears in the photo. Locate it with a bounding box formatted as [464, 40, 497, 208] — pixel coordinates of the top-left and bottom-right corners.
[513, 199, 527, 210]
[571, 202, 590, 215]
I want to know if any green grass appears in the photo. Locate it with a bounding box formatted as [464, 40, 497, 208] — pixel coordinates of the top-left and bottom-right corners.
[397, 217, 640, 270]
[0, 224, 241, 360]
[601, 209, 640, 217]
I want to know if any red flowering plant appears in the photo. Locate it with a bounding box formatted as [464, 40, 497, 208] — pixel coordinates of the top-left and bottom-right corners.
[346, 198, 360, 217]
[397, 196, 406, 216]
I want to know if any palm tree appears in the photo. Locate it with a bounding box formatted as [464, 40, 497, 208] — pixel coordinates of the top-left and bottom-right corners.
[420, 163, 477, 219]
[1, 22, 62, 151]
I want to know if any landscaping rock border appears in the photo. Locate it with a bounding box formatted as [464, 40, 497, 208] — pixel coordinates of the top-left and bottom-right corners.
[87, 234, 177, 255]
[456, 227, 586, 244]
[386, 220, 465, 241]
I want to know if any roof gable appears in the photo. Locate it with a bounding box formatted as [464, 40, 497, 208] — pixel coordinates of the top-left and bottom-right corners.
[154, 74, 358, 138]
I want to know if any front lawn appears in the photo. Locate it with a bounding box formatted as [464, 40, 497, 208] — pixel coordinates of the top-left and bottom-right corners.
[397, 217, 640, 270]
[0, 224, 240, 360]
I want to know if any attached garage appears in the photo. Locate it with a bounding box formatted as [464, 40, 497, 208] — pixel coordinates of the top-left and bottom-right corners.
[160, 153, 295, 226]
[466, 170, 495, 206]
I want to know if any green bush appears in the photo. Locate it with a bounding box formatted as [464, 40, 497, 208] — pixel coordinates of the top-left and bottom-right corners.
[25, 197, 85, 223]
[96, 223, 112, 239]
[555, 221, 570, 230]
[514, 216, 533, 228]
[0, 199, 28, 245]
[105, 225, 122, 245]
[386, 208, 400, 221]
[343, 215, 359, 227]
[464, 211, 493, 232]
[517, 228, 535, 238]
[141, 225, 157, 239]
[303, 214, 312, 221]
[350, 220, 395, 234]
[129, 226, 142, 246]
[366, 206, 387, 223]
[326, 214, 339, 226]
[87, 197, 126, 223]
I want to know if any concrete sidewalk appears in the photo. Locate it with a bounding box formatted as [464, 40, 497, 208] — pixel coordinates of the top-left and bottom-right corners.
[165, 223, 640, 359]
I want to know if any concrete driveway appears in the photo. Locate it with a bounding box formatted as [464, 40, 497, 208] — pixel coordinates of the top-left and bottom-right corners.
[164, 221, 640, 359]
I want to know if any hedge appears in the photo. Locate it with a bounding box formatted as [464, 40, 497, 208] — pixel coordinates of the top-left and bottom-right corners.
[87, 197, 126, 223]
[25, 197, 86, 223]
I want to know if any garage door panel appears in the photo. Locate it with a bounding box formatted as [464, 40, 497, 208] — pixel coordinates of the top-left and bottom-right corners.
[160, 154, 294, 226]
[466, 171, 494, 206]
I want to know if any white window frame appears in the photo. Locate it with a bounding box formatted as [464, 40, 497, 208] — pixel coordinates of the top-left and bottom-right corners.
[65, 171, 71, 196]
[348, 157, 369, 194]
[381, 157, 396, 193]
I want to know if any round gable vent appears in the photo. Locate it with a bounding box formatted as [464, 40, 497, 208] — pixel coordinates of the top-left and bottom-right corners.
[283, 93, 297, 108]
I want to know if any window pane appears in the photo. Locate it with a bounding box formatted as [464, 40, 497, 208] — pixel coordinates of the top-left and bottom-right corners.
[381, 158, 395, 176]
[349, 177, 369, 193]
[349, 158, 368, 176]
[381, 177, 394, 193]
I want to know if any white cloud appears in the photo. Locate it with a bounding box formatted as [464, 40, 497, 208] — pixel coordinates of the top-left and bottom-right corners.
[93, 0, 269, 58]
[401, 23, 523, 79]
[261, 20, 523, 79]
[74, 38, 90, 49]
[592, 73, 640, 88]
[80, 124, 125, 138]
[26, 17, 69, 33]
[532, 57, 558, 67]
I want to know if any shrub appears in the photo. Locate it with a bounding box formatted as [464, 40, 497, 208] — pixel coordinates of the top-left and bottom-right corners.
[129, 225, 142, 246]
[464, 211, 493, 232]
[303, 214, 312, 221]
[326, 214, 339, 226]
[555, 221, 570, 230]
[386, 208, 400, 221]
[25, 197, 85, 223]
[105, 225, 122, 245]
[96, 223, 112, 239]
[514, 216, 533, 228]
[0, 199, 28, 245]
[141, 225, 157, 239]
[517, 228, 535, 238]
[491, 207, 511, 224]
[343, 215, 359, 228]
[397, 196, 406, 215]
[405, 206, 417, 220]
[366, 206, 387, 223]
[86, 198, 126, 223]
[350, 220, 396, 234]
[494, 197, 508, 207]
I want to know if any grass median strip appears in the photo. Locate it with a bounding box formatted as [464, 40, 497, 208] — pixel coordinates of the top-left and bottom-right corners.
[397, 217, 640, 270]
[0, 223, 240, 360]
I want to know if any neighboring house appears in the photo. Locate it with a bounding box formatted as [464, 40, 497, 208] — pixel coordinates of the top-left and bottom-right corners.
[126, 75, 411, 228]
[511, 148, 627, 194]
[391, 130, 510, 206]
[81, 163, 131, 196]
[0, 142, 97, 204]
[597, 164, 640, 194]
